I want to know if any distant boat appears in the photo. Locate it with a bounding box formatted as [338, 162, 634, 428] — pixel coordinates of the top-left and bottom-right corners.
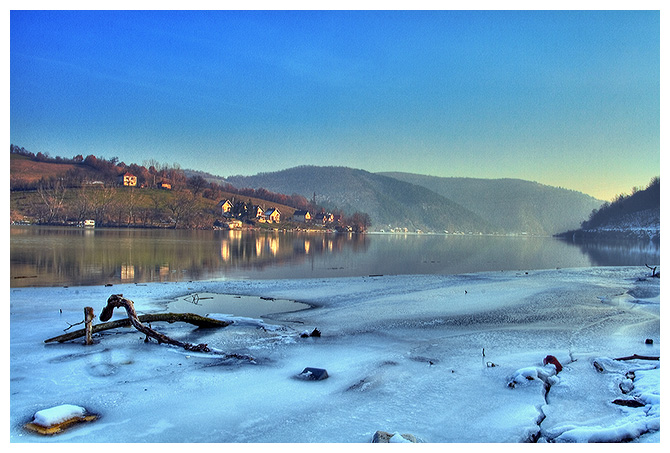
[80, 219, 95, 228]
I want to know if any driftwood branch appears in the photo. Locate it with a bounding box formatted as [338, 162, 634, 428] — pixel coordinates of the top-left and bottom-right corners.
[45, 294, 255, 362]
[614, 354, 659, 361]
[645, 264, 660, 278]
[99, 294, 214, 352]
[45, 312, 230, 344]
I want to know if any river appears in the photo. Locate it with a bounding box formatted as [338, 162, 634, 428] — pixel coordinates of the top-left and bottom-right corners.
[9, 225, 660, 287]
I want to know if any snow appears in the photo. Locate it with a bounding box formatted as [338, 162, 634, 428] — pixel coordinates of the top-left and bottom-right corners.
[389, 432, 412, 443]
[8, 266, 661, 443]
[32, 404, 86, 427]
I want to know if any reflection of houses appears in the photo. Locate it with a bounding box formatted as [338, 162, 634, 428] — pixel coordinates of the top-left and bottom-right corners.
[264, 207, 281, 223]
[119, 172, 137, 187]
[293, 210, 311, 223]
[218, 199, 234, 217]
[268, 237, 279, 255]
[120, 264, 135, 280]
[220, 241, 230, 261]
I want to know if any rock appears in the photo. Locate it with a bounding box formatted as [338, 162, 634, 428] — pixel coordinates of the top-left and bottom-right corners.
[612, 398, 645, 408]
[300, 328, 321, 338]
[619, 379, 634, 394]
[297, 367, 329, 381]
[24, 404, 98, 435]
[372, 430, 418, 443]
[645, 338, 654, 344]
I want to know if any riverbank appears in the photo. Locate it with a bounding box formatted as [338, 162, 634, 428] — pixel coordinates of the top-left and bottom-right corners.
[9, 267, 660, 443]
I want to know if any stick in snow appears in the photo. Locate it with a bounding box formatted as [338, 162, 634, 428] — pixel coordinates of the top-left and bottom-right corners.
[614, 354, 659, 361]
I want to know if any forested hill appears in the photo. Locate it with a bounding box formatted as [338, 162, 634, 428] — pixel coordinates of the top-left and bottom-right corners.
[557, 177, 660, 242]
[379, 172, 604, 235]
[225, 166, 602, 234]
[225, 166, 494, 233]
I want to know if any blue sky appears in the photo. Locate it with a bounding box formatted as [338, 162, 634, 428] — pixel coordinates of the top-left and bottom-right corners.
[10, 9, 660, 200]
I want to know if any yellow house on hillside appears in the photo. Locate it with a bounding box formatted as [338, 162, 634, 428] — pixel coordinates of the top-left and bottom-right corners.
[119, 172, 137, 187]
[264, 207, 281, 223]
[218, 199, 234, 217]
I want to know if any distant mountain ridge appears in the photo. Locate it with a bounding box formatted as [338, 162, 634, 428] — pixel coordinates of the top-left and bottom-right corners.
[379, 172, 605, 235]
[226, 166, 493, 233]
[225, 166, 604, 234]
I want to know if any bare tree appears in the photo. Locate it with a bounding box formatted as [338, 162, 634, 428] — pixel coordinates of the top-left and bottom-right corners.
[165, 190, 197, 228]
[89, 186, 116, 225]
[34, 179, 67, 223]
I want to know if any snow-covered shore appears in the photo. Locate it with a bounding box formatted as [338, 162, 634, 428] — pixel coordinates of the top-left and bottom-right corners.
[9, 267, 660, 443]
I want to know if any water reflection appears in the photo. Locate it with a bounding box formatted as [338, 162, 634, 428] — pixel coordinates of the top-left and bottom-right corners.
[216, 230, 369, 269]
[557, 237, 660, 267]
[10, 226, 658, 288]
[10, 226, 370, 287]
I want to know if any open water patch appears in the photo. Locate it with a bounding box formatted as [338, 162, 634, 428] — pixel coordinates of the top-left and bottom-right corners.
[167, 292, 311, 318]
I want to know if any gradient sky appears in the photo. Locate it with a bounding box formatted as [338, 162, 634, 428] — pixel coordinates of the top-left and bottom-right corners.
[10, 9, 660, 200]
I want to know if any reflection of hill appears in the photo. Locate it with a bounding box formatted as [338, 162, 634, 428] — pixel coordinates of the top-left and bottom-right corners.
[557, 237, 660, 267]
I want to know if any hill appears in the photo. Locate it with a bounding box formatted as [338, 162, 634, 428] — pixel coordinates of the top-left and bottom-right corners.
[10, 154, 82, 183]
[9, 151, 319, 229]
[226, 166, 496, 233]
[557, 177, 660, 242]
[379, 172, 604, 235]
[226, 166, 604, 234]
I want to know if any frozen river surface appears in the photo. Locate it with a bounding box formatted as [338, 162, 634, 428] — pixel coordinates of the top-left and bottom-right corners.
[9, 267, 660, 443]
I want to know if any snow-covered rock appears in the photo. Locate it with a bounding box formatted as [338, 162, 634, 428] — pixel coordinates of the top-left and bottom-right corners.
[32, 404, 87, 427]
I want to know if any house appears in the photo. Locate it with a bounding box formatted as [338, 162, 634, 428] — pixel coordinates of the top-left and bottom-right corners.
[313, 212, 334, 224]
[218, 199, 234, 217]
[293, 210, 312, 223]
[119, 172, 137, 187]
[213, 219, 242, 230]
[222, 219, 243, 230]
[251, 205, 265, 220]
[264, 207, 281, 223]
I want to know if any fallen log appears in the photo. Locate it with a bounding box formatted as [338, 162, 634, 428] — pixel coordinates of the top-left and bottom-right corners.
[45, 312, 231, 344]
[612, 398, 645, 408]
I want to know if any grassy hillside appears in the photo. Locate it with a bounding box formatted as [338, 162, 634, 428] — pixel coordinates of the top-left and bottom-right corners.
[10, 154, 81, 183]
[10, 153, 314, 229]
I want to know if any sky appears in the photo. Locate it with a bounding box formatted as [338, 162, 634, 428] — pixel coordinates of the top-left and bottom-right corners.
[9, 8, 661, 200]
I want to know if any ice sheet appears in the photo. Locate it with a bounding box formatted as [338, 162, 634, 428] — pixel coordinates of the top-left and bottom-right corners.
[9, 267, 661, 443]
